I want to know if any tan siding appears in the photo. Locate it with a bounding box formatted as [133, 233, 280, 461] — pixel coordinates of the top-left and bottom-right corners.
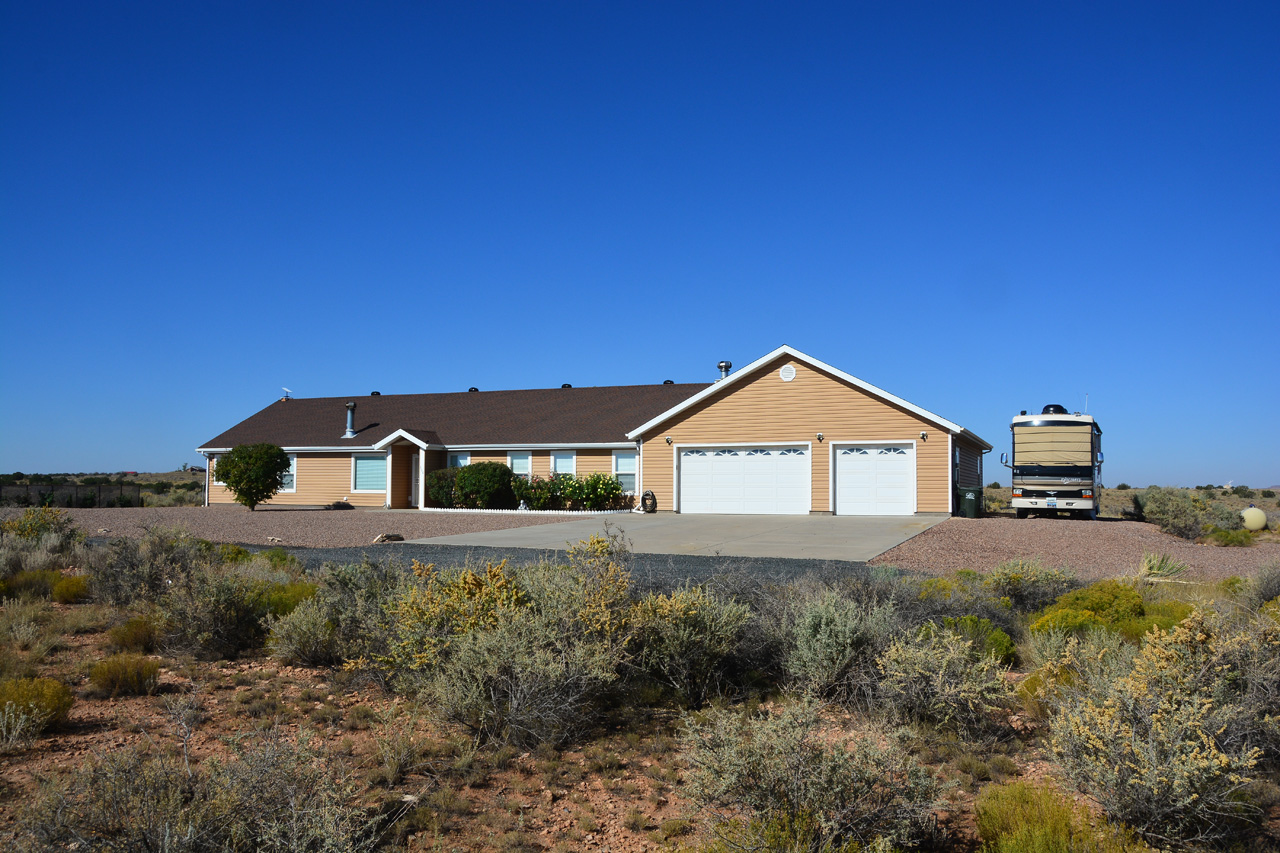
[638, 357, 953, 513]
[956, 443, 982, 489]
[208, 453, 386, 507]
[576, 450, 614, 476]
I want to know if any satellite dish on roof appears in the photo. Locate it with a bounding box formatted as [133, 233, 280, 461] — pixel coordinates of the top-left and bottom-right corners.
[282, 387, 292, 400]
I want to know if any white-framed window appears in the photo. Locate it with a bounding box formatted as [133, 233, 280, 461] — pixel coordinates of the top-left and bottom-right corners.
[279, 454, 297, 493]
[352, 454, 387, 492]
[612, 450, 637, 493]
[550, 451, 576, 476]
[508, 451, 531, 479]
[448, 452, 470, 469]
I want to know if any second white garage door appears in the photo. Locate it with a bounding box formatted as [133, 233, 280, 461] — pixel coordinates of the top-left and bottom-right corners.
[834, 444, 916, 515]
[679, 446, 810, 514]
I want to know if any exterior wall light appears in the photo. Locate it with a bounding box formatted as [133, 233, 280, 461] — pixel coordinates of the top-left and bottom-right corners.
[919, 431, 928, 440]
[816, 433, 824, 442]
[665, 436, 672, 445]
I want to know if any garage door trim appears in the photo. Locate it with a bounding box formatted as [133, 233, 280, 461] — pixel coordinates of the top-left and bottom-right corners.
[674, 441, 813, 514]
[829, 439, 918, 515]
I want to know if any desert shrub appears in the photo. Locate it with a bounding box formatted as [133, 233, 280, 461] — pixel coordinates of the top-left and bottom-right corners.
[88, 527, 213, 606]
[0, 569, 61, 599]
[1233, 485, 1256, 499]
[89, 654, 160, 696]
[786, 593, 901, 707]
[26, 730, 386, 852]
[216, 543, 252, 563]
[680, 700, 943, 851]
[876, 627, 1013, 738]
[984, 560, 1078, 613]
[1247, 562, 1280, 611]
[306, 557, 413, 673]
[50, 574, 89, 603]
[426, 467, 459, 508]
[987, 481, 1002, 489]
[425, 607, 620, 747]
[938, 615, 1015, 666]
[974, 780, 1145, 853]
[108, 614, 159, 653]
[1262, 490, 1277, 499]
[452, 461, 517, 509]
[158, 571, 298, 660]
[1137, 486, 1206, 540]
[0, 507, 79, 542]
[1050, 610, 1268, 848]
[573, 473, 625, 510]
[1208, 526, 1255, 547]
[0, 677, 73, 745]
[266, 594, 339, 665]
[1206, 501, 1245, 532]
[1115, 482, 1131, 490]
[1030, 580, 1145, 635]
[1113, 599, 1195, 643]
[630, 585, 751, 707]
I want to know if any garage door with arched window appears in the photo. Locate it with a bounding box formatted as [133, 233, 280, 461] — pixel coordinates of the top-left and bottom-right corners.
[678, 446, 810, 514]
[834, 444, 915, 515]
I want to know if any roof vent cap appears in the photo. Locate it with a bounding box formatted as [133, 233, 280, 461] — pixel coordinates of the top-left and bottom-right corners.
[663, 379, 674, 385]
[371, 391, 380, 396]
[561, 383, 572, 389]
[717, 360, 732, 379]
[1042, 404, 1068, 415]
[468, 387, 479, 393]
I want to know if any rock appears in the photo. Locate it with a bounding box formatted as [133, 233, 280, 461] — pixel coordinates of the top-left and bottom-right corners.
[373, 533, 404, 543]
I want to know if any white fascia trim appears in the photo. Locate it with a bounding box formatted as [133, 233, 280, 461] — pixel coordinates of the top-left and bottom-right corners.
[625, 344, 972, 441]
[948, 433, 955, 514]
[827, 439, 919, 514]
[197, 445, 380, 453]
[372, 430, 446, 451]
[446, 442, 632, 451]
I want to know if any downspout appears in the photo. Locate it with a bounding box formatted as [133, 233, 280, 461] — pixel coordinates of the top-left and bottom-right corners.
[203, 453, 210, 507]
[947, 434, 954, 514]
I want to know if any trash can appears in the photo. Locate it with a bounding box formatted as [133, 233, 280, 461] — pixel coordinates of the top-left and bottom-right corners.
[958, 486, 983, 518]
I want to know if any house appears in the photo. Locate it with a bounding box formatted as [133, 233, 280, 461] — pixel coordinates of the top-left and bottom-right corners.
[197, 345, 990, 515]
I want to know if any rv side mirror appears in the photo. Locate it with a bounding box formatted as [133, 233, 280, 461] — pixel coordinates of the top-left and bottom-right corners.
[1097, 452, 1104, 463]
[999, 452, 1008, 465]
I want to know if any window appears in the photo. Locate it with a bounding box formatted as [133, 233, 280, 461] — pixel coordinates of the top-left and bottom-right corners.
[279, 454, 297, 493]
[211, 454, 224, 485]
[352, 454, 387, 492]
[448, 452, 470, 469]
[508, 451, 531, 479]
[550, 451, 576, 476]
[613, 450, 637, 493]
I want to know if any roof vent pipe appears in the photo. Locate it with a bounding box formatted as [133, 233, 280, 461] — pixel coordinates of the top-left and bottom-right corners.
[343, 402, 357, 438]
[717, 360, 732, 380]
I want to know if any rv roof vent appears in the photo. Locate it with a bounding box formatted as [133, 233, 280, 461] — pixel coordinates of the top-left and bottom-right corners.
[468, 387, 479, 392]
[371, 391, 381, 396]
[561, 383, 572, 388]
[663, 379, 674, 385]
[1020, 410, 1027, 416]
[1042, 404, 1068, 415]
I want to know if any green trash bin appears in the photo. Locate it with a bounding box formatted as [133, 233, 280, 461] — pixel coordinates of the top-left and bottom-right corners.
[958, 486, 983, 518]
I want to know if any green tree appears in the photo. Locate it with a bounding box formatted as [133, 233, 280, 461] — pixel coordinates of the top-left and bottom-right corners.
[215, 444, 291, 510]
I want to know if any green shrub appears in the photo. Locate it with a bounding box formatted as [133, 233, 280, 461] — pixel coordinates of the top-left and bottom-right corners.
[876, 627, 1013, 738]
[1247, 563, 1280, 610]
[987, 481, 1002, 489]
[984, 560, 1078, 612]
[1262, 490, 1276, 499]
[785, 593, 900, 707]
[1115, 482, 1131, 490]
[89, 654, 160, 696]
[258, 546, 301, 571]
[0, 677, 73, 745]
[1136, 486, 1206, 539]
[1029, 608, 1105, 636]
[254, 579, 317, 617]
[1030, 580, 1144, 635]
[1113, 599, 1195, 643]
[573, 473, 625, 510]
[939, 615, 1015, 666]
[0, 569, 61, 599]
[216, 543, 252, 563]
[51, 575, 89, 603]
[158, 572, 272, 660]
[680, 700, 943, 850]
[630, 585, 751, 707]
[108, 615, 158, 653]
[1208, 526, 1255, 547]
[426, 467, 459, 508]
[1233, 485, 1256, 499]
[213, 443, 292, 510]
[975, 780, 1145, 852]
[453, 461, 517, 509]
[89, 527, 213, 607]
[266, 595, 339, 665]
[1050, 610, 1266, 848]
[0, 507, 79, 541]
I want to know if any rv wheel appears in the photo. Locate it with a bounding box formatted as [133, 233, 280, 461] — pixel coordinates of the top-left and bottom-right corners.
[1016, 509, 1029, 519]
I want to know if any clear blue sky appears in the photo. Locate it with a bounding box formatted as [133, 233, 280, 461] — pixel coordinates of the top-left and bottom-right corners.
[2, 2, 1277, 488]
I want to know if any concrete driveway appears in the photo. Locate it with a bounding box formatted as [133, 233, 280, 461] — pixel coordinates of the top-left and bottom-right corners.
[407, 512, 949, 562]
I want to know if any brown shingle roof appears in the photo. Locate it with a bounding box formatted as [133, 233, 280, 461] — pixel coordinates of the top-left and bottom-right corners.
[197, 384, 709, 450]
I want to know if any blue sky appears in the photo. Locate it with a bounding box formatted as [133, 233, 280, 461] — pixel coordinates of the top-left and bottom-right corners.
[2, 2, 1277, 487]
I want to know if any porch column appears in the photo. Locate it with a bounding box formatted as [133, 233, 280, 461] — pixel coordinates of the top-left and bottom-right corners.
[418, 447, 426, 509]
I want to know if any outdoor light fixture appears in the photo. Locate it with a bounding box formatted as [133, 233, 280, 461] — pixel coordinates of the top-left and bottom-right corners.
[816, 433, 824, 442]
[919, 431, 928, 441]
[665, 436, 672, 445]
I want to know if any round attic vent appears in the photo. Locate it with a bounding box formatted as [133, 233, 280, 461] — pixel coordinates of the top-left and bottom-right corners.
[779, 364, 797, 382]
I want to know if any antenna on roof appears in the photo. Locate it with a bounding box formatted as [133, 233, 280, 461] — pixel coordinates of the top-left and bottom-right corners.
[281, 387, 292, 401]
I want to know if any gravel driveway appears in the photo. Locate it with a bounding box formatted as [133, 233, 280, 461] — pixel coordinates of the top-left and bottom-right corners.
[872, 517, 1280, 582]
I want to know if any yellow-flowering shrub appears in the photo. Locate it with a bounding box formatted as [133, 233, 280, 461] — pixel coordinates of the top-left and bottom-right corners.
[1050, 610, 1266, 847]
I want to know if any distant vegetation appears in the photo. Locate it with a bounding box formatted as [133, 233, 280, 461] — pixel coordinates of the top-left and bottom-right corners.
[0, 471, 203, 508]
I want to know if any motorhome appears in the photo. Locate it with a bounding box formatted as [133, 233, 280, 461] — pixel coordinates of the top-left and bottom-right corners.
[1001, 404, 1102, 519]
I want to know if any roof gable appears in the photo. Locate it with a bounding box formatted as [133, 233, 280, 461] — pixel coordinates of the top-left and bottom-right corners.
[626, 345, 990, 449]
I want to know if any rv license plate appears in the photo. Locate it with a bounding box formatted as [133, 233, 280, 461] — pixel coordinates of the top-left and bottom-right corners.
[1047, 498, 1058, 508]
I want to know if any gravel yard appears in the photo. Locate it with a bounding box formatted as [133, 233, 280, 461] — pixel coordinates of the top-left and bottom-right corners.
[872, 517, 1280, 582]
[0, 505, 574, 549]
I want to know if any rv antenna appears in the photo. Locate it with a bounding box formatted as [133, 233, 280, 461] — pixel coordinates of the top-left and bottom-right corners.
[1084, 393, 1088, 414]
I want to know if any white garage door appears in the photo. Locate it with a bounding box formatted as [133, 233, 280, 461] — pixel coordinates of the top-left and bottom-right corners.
[679, 446, 810, 514]
[834, 444, 915, 515]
